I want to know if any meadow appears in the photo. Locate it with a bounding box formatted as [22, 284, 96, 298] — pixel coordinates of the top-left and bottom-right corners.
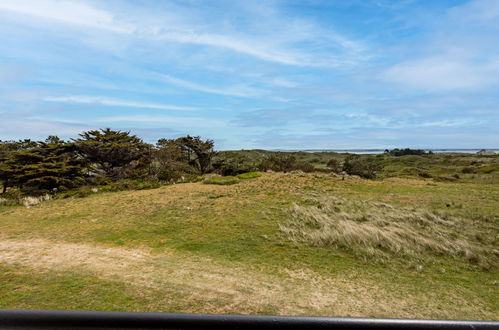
[0, 152, 498, 320]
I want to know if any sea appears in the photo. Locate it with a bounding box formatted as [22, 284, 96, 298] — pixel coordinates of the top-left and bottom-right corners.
[274, 149, 499, 155]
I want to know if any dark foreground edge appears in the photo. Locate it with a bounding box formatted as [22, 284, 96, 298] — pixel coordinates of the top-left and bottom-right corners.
[1, 310, 498, 330]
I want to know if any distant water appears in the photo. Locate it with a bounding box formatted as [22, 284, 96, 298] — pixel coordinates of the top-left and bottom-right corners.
[275, 149, 499, 154]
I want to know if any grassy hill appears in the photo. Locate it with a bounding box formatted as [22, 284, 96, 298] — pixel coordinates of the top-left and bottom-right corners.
[0, 171, 498, 319]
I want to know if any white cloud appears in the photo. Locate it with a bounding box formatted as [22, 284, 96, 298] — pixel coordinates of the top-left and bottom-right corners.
[382, 57, 499, 91]
[158, 74, 263, 98]
[44, 96, 197, 111]
[96, 115, 226, 127]
[380, 0, 499, 92]
[0, 0, 133, 33]
[0, 0, 364, 67]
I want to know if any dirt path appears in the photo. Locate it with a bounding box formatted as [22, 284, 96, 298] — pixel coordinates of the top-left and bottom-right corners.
[0, 236, 490, 318]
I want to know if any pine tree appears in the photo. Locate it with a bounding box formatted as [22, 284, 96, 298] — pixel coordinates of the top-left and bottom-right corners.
[8, 138, 84, 193]
[74, 128, 150, 178]
[0, 139, 39, 193]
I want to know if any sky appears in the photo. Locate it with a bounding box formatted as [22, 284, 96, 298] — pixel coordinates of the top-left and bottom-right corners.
[0, 0, 498, 150]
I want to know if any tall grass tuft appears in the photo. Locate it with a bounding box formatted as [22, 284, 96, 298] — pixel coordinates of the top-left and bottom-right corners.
[281, 195, 498, 267]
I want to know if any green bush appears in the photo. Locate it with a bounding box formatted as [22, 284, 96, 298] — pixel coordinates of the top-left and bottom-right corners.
[236, 172, 261, 179]
[203, 176, 240, 185]
[342, 155, 382, 179]
[477, 165, 499, 174]
[259, 153, 315, 173]
[461, 166, 476, 174]
[326, 159, 342, 173]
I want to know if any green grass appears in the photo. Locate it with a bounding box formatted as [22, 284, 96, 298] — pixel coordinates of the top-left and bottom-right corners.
[0, 171, 498, 319]
[203, 176, 240, 185]
[236, 172, 262, 179]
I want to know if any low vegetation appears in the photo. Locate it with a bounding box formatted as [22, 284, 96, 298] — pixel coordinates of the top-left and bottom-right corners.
[203, 176, 240, 185]
[1, 130, 498, 319]
[282, 196, 497, 268]
[236, 172, 261, 179]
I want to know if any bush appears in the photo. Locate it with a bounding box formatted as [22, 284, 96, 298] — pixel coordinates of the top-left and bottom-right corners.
[236, 172, 261, 179]
[327, 159, 342, 173]
[385, 148, 428, 156]
[203, 176, 240, 185]
[259, 153, 315, 173]
[477, 165, 499, 174]
[342, 156, 382, 179]
[212, 155, 259, 176]
[461, 166, 476, 174]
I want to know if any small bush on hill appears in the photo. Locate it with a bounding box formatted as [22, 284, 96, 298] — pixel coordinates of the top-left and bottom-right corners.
[327, 159, 342, 173]
[461, 166, 476, 174]
[259, 153, 315, 173]
[342, 155, 382, 179]
[212, 154, 259, 176]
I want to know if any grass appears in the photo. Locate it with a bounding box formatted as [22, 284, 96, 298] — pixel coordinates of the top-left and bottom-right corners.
[0, 171, 498, 319]
[282, 196, 497, 268]
[203, 176, 240, 185]
[236, 172, 262, 179]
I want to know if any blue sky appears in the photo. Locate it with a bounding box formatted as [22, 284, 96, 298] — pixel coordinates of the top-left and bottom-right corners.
[0, 0, 498, 149]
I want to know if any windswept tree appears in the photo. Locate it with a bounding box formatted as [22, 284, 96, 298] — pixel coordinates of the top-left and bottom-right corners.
[74, 128, 150, 178]
[1, 137, 84, 193]
[174, 135, 216, 174]
[0, 139, 39, 193]
[152, 138, 197, 181]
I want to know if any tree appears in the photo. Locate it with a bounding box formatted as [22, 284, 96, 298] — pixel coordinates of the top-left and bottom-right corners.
[174, 135, 215, 174]
[74, 128, 150, 178]
[152, 138, 197, 181]
[1, 138, 84, 193]
[0, 140, 39, 193]
[386, 148, 427, 156]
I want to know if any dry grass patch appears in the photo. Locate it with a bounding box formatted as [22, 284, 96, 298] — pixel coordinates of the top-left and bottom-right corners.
[0, 237, 425, 317]
[281, 195, 498, 268]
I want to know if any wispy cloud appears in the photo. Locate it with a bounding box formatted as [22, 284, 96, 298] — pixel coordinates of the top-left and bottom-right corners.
[381, 0, 499, 92]
[96, 115, 226, 127]
[0, 0, 364, 67]
[1, 1, 497, 148]
[44, 96, 197, 111]
[158, 74, 263, 98]
[382, 57, 499, 91]
[0, 0, 133, 33]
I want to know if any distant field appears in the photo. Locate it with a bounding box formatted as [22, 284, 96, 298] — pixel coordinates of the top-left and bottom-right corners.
[0, 167, 497, 319]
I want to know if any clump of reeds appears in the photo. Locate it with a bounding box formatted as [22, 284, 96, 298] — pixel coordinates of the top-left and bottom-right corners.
[281, 195, 497, 267]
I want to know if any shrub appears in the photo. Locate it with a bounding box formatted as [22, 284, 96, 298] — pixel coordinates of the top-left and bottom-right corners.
[461, 166, 476, 174]
[259, 153, 315, 173]
[212, 155, 259, 176]
[342, 156, 382, 179]
[236, 172, 261, 179]
[203, 176, 240, 185]
[385, 148, 428, 156]
[477, 165, 499, 174]
[327, 159, 342, 173]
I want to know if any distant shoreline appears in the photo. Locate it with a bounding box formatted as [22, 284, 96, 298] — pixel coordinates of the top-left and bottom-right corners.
[222, 148, 499, 154]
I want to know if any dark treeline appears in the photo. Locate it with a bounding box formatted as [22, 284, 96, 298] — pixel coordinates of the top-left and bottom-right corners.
[0, 128, 333, 196]
[3, 129, 426, 196]
[384, 148, 430, 156]
[0, 128, 219, 195]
